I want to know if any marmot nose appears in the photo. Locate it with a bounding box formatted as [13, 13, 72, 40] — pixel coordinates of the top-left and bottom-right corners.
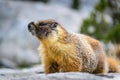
[28, 22, 35, 32]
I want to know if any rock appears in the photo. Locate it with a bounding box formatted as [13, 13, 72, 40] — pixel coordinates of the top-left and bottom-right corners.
[0, 65, 120, 80]
[0, 72, 120, 80]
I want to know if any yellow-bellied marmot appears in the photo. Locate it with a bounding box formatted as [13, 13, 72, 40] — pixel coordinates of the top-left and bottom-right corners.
[28, 19, 119, 74]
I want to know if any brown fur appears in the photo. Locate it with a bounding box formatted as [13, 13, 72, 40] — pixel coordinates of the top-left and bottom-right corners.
[107, 57, 119, 73]
[28, 19, 119, 74]
[115, 44, 120, 60]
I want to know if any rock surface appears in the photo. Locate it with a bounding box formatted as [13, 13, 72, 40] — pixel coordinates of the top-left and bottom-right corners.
[0, 65, 120, 80]
[0, 71, 120, 80]
[0, 65, 119, 80]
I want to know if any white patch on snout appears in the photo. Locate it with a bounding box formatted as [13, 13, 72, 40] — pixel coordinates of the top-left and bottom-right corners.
[31, 30, 36, 35]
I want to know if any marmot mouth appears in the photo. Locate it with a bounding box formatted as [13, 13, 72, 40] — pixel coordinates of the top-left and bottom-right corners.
[36, 28, 52, 38]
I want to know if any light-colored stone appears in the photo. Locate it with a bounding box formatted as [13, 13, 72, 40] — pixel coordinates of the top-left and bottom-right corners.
[0, 65, 120, 80]
[0, 72, 120, 80]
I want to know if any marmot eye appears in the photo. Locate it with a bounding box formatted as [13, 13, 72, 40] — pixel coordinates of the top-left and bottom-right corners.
[52, 22, 58, 28]
[39, 23, 46, 26]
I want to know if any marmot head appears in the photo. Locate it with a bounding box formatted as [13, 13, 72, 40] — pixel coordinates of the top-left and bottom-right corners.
[28, 19, 66, 40]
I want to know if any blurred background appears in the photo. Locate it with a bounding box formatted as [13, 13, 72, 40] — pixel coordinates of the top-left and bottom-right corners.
[0, 0, 120, 69]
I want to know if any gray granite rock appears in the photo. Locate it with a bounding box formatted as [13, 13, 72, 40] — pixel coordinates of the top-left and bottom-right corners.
[0, 65, 120, 80]
[0, 72, 120, 80]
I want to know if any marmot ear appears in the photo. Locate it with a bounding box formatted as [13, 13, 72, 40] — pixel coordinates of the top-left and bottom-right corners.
[51, 22, 58, 28]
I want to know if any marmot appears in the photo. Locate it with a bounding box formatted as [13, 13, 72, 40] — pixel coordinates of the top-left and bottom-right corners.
[28, 19, 119, 74]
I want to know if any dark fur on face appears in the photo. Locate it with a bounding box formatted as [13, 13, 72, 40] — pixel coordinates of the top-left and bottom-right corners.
[28, 19, 58, 39]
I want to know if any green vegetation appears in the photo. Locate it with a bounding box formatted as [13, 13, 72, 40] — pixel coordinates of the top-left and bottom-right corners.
[80, 0, 120, 44]
[18, 62, 41, 69]
[18, 63, 32, 68]
[71, 0, 80, 10]
[107, 23, 120, 44]
[81, 12, 110, 42]
[16, 0, 49, 3]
